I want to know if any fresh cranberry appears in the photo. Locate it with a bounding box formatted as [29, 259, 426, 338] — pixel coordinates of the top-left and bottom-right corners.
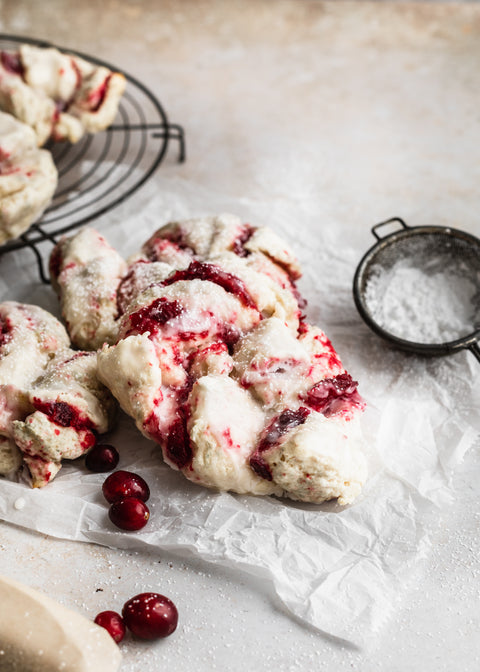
[94, 610, 126, 643]
[122, 593, 178, 639]
[109, 497, 150, 531]
[102, 470, 150, 504]
[85, 444, 119, 473]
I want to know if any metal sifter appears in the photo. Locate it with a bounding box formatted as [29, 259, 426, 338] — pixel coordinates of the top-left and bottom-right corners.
[353, 217, 480, 363]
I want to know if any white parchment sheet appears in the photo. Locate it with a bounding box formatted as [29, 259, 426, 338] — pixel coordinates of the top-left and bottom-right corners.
[0, 175, 478, 647]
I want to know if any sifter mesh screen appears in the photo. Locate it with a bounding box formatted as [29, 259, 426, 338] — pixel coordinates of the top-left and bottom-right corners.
[356, 228, 480, 347]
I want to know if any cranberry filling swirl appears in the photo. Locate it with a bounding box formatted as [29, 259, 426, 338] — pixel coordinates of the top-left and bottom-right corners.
[161, 261, 258, 310]
[249, 408, 311, 480]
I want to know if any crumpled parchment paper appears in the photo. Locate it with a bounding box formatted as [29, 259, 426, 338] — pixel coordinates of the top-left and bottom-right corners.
[0, 174, 478, 648]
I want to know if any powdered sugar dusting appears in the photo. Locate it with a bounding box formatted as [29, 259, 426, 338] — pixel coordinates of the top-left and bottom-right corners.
[365, 257, 479, 345]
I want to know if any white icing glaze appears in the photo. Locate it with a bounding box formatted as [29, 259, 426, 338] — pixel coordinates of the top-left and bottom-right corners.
[232, 317, 311, 409]
[187, 374, 280, 495]
[117, 260, 175, 314]
[209, 251, 300, 330]
[120, 279, 261, 344]
[97, 334, 162, 431]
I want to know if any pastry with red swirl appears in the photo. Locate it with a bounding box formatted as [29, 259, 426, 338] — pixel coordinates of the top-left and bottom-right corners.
[53, 216, 368, 504]
[0, 111, 57, 244]
[0, 43, 125, 146]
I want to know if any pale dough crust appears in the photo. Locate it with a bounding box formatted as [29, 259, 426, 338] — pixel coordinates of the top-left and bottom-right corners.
[50, 227, 127, 350]
[0, 44, 126, 146]
[0, 301, 116, 486]
[0, 111, 57, 244]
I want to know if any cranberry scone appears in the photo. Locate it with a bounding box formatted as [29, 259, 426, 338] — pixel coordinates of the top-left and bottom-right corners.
[50, 227, 127, 350]
[0, 111, 58, 244]
[52, 215, 368, 505]
[0, 301, 116, 487]
[0, 43, 125, 145]
[0, 301, 70, 437]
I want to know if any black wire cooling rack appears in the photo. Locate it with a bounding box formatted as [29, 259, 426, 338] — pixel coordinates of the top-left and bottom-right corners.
[0, 34, 186, 282]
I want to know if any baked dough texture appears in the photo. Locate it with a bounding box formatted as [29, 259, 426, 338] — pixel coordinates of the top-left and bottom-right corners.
[0, 43, 126, 244]
[0, 574, 122, 672]
[0, 111, 58, 244]
[0, 301, 116, 487]
[49, 227, 127, 350]
[0, 44, 126, 146]
[51, 214, 368, 505]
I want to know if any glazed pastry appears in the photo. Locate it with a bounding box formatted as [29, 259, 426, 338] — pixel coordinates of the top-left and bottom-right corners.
[75, 216, 365, 504]
[0, 300, 70, 438]
[0, 111, 57, 244]
[0, 301, 116, 486]
[0, 43, 125, 145]
[52, 216, 302, 350]
[53, 216, 367, 504]
[12, 349, 116, 487]
[50, 227, 127, 350]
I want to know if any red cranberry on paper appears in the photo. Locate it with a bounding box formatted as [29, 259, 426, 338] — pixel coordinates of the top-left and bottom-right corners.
[85, 444, 120, 473]
[102, 470, 150, 504]
[109, 497, 150, 531]
[122, 593, 178, 639]
[94, 610, 126, 643]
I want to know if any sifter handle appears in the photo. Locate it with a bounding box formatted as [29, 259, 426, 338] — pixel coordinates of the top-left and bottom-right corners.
[372, 217, 409, 241]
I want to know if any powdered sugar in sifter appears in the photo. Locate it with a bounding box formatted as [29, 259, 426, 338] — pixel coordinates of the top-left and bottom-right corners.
[353, 218, 480, 362]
